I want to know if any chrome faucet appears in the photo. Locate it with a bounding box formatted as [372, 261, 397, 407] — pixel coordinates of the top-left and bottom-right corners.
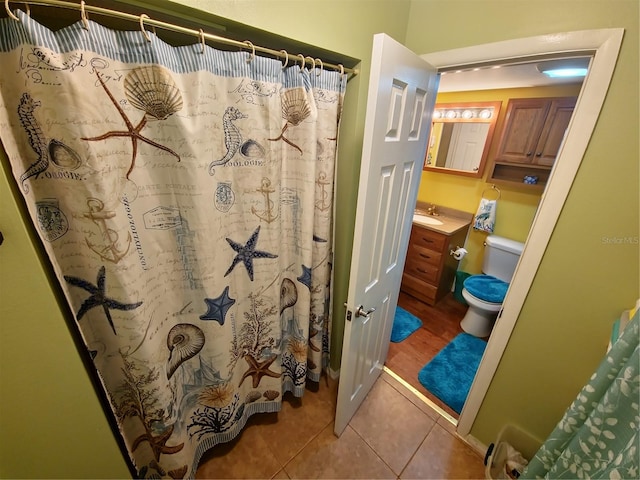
[426, 204, 439, 216]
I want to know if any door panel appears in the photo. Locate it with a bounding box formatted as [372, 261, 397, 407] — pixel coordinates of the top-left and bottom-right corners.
[334, 33, 438, 436]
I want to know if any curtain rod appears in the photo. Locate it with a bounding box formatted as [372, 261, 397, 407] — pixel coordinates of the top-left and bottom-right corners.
[5, 0, 359, 78]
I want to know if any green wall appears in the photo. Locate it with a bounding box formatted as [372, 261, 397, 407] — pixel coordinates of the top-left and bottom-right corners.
[0, 153, 130, 478]
[406, 0, 639, 447]
[1, 0, 638, 476]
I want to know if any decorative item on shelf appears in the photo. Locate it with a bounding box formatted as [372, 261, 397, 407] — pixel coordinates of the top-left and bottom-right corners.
[523, 175, 538, 185]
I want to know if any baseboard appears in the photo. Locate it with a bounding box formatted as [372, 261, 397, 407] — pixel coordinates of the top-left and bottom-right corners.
[460, 432, 489, 458]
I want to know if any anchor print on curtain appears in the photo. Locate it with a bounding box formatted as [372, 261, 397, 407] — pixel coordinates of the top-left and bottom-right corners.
[0, 10, 345, 478]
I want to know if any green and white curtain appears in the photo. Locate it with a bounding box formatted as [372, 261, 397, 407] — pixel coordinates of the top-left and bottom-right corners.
[0, 10, 345, 478]
[523, 311, 639, 479]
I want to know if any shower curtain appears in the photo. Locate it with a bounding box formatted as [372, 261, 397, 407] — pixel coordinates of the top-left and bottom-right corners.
[522, 310, 639, 479]
[0, 10, 345, 478]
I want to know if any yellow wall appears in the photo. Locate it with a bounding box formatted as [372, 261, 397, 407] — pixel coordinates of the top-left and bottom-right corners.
[406, 0, 639, 447]
[419, 84, 582, 275]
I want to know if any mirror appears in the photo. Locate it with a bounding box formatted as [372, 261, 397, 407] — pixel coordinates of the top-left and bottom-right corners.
[424, 101, 501, 178]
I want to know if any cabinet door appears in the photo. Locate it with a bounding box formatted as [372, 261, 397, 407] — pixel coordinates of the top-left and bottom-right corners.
[533, 97, 577, 166]
[495, 98, 550, 164]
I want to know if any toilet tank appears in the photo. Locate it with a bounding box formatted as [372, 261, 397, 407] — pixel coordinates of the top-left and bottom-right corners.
[482, 235, 525, 282]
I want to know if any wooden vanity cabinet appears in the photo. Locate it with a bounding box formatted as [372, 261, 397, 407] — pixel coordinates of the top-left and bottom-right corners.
[401, 224, 468, 306]
[489, 96, 576, 187]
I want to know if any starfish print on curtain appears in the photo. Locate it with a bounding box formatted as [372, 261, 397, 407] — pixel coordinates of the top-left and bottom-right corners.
[64, 265, 143, 335]
[200, 286, 236, 325]
[82, 67, 182, 179]
[239, 354, 281, 388]
[224, 225, 278, 281]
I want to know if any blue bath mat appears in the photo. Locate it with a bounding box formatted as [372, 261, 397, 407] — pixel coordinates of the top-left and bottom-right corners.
[418, 333, 487, 413]
[391, 306, 422, 343]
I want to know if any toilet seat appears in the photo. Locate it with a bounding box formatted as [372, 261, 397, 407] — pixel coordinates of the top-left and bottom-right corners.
[461, 288, 502, 313]
[463, 274, 509, 304]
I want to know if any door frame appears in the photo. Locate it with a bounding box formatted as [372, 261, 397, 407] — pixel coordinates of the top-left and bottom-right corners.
[420, 28, 624, 436]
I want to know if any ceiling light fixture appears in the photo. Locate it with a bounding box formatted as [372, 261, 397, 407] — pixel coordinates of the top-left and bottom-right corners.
[537, 58, 590, 78]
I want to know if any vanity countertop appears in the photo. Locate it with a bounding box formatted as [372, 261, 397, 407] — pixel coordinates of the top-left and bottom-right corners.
[413, 202, 473, 236]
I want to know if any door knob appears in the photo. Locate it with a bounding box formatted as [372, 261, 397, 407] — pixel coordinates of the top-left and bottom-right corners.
[356, 305, 376, 318]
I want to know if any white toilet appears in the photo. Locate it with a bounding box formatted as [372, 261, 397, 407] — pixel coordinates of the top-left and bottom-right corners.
[460, 235, 524, 337]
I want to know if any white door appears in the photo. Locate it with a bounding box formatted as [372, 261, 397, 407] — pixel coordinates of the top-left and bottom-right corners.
[334, 34, 438, 436]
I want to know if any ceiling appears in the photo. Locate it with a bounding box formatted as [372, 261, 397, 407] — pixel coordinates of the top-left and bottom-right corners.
[437, 60, 589, 93]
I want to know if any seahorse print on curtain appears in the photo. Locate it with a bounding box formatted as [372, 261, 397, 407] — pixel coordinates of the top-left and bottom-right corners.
[17, 92, 50, 193]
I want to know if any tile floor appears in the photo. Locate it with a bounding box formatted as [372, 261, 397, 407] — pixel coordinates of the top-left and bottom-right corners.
[196, 370, 487, 479]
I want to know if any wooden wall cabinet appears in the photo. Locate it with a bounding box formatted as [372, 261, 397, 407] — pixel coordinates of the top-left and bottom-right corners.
[401, 224, 468, 306]
[489, 96, 576, 187]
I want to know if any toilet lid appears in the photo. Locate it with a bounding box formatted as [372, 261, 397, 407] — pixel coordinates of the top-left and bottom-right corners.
[463, 275, 508, 304]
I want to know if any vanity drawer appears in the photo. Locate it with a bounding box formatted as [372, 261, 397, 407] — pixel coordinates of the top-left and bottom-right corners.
[401, 273, 438, 304]
[407, 244, 441, 267]
[410, 226, 447, 252]
[404, 259, 439, 284]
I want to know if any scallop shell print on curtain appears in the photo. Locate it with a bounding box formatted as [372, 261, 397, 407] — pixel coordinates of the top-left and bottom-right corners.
[0, 11, 345, 478]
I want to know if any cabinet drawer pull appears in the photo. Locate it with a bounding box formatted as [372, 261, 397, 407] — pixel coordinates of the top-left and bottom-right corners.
[536, 152, 542, 157]
[526, 151, 532, 156]
[417, 268, 429, 274]
[422, 237, 433, 243]
[419, 253, 430, 259]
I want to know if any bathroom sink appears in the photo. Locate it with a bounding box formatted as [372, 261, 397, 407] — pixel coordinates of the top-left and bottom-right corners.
[413, 213, 444, 226]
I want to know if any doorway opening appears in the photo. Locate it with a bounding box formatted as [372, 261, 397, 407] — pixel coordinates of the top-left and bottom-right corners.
[335, 28, 622, 441]
[386, 37, 608, 433]
[386, 55, 583, 423]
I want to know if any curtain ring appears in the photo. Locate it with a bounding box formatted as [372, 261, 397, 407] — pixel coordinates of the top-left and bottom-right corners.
[243, 40, 255, 63]
[80, 1, 89, 30]
[279, 49, 289, 69]
[297, 54, 306, 72]
[314, 58, 323, 76]
[338, 64, 345, 83]
[23, 1, 29, 16]
[198, 29, 205, 54]
[139, 13, 151, 42]
[4, 1, 19, 21]
[305, 56, 314, 70]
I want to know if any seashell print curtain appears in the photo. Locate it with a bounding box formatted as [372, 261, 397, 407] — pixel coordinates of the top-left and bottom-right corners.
[0, 11, 345, 478]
